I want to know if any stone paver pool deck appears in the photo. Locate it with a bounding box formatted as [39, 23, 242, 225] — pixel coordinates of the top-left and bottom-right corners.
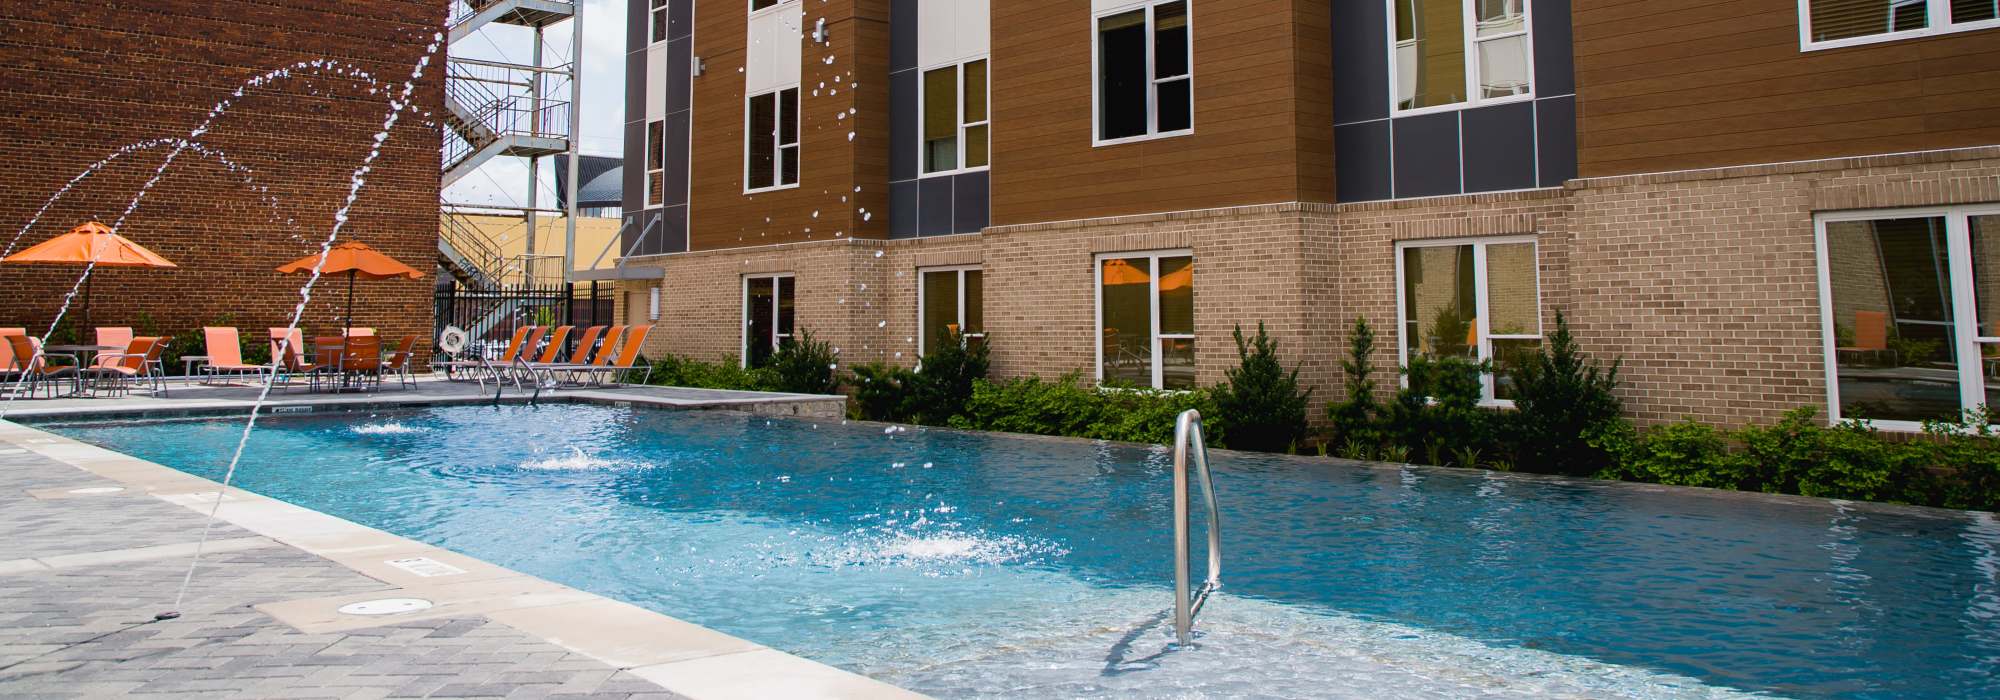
[0, 381, 921, 700]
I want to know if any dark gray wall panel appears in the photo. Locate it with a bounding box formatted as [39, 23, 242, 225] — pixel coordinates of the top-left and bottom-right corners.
[1536, 96, 1577, 188]
[1391, 112, 1462, 198]
[1331, 0, 1389, 124]
[1460, 102, 1536, 193]
[669, 0, 693, 41]
[627, 0, 645, 51]
[953, 171, 989, 233]
[889, 180, 920, 239]
[1335, 120, 1393, 202]
[660, 111, 690, 206]
[622, 120, 644, 214]
[891, 0, 917, 72]
[918, 176, 955, 236]
[1532, 0, 1574, 97]
[666, 39, 692, 114]
[889, 69, 918, 182]
[626, 209, 659, 257]
[624, 48, 645, 130]
[660, 205, 689, 255]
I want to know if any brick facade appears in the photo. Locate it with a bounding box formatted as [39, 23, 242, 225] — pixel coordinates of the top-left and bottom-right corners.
[620, 146, 2000, 429]
[0, 1, 444, 351]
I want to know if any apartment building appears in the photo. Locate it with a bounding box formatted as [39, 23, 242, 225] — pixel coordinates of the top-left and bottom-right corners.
[618, 0, 2000, 429]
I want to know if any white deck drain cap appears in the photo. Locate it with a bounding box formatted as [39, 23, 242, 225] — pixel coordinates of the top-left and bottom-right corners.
[68, 487, 124, 495]
[337, 598, 434, 616]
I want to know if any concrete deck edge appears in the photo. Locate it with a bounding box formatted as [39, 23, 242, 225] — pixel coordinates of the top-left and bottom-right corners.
[0, 418, 926, 700]
[0, 383, 846, 422]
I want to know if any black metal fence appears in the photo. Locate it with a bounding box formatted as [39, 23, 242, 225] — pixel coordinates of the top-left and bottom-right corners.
[434, 282, 614, 358]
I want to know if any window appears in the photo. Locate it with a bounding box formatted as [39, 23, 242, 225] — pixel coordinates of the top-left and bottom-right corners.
[1817, 206, 2000, 429]
[1391, 0, 1533, 113]
[1095, 1, 1192, 144]
[1800, 0, 2000, 50]
[1396, 237, 1542, 403]
[746, 87, 799, 192]
[750, 0, 783, 12]
[744, 274, 795, 367]
[645, 120, 665, 208]
[1098, 251, 1194, 389]
[920, 59, 990, 175]
[919, 267, 984, 354]
[650, 0, 669, 44]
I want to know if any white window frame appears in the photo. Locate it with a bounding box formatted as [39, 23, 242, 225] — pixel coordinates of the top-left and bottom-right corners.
[917, 266, 985, 355]
[644, 120, 665, 209]
[1385, 0, 1537, 117]
[741, 273, 796, 367]
[650, 0, 670, 44]
[1798, 0, 2000, 51]
[1094, 249, 1195, 390]
[1814, 205, 2000, 432]
[1091, 1, 1195, 147]
[748, 0, 792, 17]
[743, 86, 800, 194]
[917, 58, 992, 178]
[1393, 235, 1543, 406]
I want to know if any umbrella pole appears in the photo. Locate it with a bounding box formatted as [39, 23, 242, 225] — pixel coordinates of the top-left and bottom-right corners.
[83, 272, 92, 336]
[345, 271, 356, 337]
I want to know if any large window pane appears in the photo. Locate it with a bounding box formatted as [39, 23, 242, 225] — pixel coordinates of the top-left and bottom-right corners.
[964, 61, 989, 168]
[964, 270, 984, 335]
[1491, 338, 1540, 400]
[1826, 218, 1962, 423]
[1404, 245, 1476, 360]
[1953, 0, 2000, 23]
[1101, 257, 1154, 386]
[1098, 10, 1149, 140]
[1154, 2, 1189, 78]
[923, 67, 958, 173]
[1156, 79, 1193, 133]
[1159, 256, 1194, 335]
[1476, 34, 1530, 99]
[1397, 0, 1467, 110]
[922, 270, 960, 352]
[1811, 0, 1929, 42]
[1485, 242, 1538, 335]
[777, 276, 796, 339]
[1973, 215, 2000, 410]
[1163, 337, 1196, 390]
[747, 277, 775, 367]
[747, 93, 775, 190]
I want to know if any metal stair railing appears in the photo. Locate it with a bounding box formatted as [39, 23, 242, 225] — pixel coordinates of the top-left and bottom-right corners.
[439, 211, 510, 288]
[1172, 409, 1222, 646]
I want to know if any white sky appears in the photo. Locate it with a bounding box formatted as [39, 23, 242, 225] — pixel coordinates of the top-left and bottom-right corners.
[444, 0, 627, 209]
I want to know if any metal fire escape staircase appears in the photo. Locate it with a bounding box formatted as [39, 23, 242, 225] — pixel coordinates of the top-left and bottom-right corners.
[439, 0, 580, 341]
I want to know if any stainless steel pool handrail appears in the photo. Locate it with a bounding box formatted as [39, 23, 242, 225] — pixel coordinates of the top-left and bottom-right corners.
[1173, 409, 1221, 646]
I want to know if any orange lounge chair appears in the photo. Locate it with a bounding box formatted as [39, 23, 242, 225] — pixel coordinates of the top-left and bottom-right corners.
[268, 328, 326, 392]
[584, 324, 653, 387]
[3, 334, 80, 398]
[91, 327, 133, 370]
[201, 327, 269, 383]
[542, 325, 623, 386]
[93, 336, 170, 396]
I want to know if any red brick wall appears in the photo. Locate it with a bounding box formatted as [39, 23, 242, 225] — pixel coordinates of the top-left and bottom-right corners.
[0, 1, 444, 352]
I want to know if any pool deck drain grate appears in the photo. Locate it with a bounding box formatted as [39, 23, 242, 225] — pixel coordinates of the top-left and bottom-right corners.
[0, 387, 927, 700]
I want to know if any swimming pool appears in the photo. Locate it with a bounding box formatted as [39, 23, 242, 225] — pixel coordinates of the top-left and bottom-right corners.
[34, 404, 1998, 699]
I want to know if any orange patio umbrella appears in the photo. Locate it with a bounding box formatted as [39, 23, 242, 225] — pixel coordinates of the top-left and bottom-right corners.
[3, 221, 178, 330]
[275, 241, 423, 336]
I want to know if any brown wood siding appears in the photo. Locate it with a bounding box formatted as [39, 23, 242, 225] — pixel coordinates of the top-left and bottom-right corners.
[990, 0, 1327, 226]
[1574, 0, 2000, 177]
[686, 0, 891, 252]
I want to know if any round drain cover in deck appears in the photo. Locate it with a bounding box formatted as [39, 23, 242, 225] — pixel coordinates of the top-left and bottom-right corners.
[337, 598, 434, 616]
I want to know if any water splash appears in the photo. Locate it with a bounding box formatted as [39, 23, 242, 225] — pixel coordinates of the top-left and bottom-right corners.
[517, 446, 642, 471]
[351, 422, 426, 436]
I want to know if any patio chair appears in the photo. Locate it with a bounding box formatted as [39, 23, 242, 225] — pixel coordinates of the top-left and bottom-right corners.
[91, 327, 133, 371]
[0, 328, 24, 384]
[595, 324, 654, 387]
[384, 335, 418, 389]
[344, 328, 376, 337]
[525, 325, 601, 386]
[200, 327, 269, 383]
[91, 336, 171, 397]
[3, 334, 80, 399]
[337, 335, 384, 392]
[268, 328, 326, 392]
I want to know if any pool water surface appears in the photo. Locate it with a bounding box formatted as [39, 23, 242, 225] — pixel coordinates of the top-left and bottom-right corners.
[36, 404, 2000, 699]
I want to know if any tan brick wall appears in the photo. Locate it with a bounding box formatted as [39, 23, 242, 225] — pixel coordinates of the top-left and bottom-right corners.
[619, 146, 2000, 429]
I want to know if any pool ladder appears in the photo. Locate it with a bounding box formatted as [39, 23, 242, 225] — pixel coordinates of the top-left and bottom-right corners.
[1172, 409, 1222, 646]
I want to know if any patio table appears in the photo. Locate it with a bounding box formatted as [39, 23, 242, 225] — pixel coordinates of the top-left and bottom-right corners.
[45, 344, 121, 396]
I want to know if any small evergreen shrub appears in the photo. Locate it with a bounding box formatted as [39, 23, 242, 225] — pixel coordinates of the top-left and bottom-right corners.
[1922, 408, 2000, 511]
[1385, 355, 1496, 467]
[1326, 317, 1385, 456]
[1211, 323, 1310, 453]
[1592, 419, 1743, 489]
[1507, 311, 1622, 476]
[849, 362, 915, 422]
[648, 353, 776, 391]
[905, 331, 990, 425]
[767, 329, 840, 395]
[1737, 407, 1911, 501]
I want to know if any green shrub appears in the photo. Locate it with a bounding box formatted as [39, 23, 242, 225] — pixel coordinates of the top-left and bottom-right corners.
[648, 353, 776, 391]
[849, 362, 915, 422]
[1592, 418, 1743, 488]
[767, 329, 840, 395]
[949, 373, 1224, 447]
[1385, 355, 1496, 467]
[1922, 408, 2000, 511]
[1327, 317, 1385, 456]
[1737, 407, 1914, 501]
[1091, 386, 1224, 446]
[1507, 311, 1621, 476]
[905, 331, 990, 425]
[1211, 323, 1310, 453]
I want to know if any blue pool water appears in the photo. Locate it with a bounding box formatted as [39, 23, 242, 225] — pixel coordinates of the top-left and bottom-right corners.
[35, 404, 1999, 699]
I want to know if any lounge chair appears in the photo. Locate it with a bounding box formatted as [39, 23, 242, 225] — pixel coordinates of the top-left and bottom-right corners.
[384, 335, 418, 389]
[524, 326, 601, 385]
[91, 336, 170, 396]
[536, 325, 623, 387]
[268, 328, 326, 392]
[596, 325, 655, 386]
[3, 334, 80, 398]
[435, 325, 533, 381]
[200, 327, 269, 383]
[91, 327, 133, 371]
